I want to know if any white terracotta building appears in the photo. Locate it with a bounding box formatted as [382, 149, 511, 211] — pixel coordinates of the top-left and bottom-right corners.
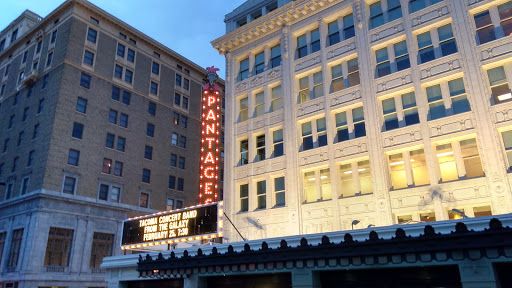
[212, 0, 512, 242]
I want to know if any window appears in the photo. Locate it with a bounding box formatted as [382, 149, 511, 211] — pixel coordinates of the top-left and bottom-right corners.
[183, 97, 189, 110]
[62, 175, 77, 194]
[127, 49, 135, 62]
[80, 73, 91, 89]
[330, 58, 360, 92]
[20, 176, 30, 195]
[124, 69, 133, 84]
[119, 113, 128, 128]
[487, 65, 512, 104]
[474, 205, 492, 217]
[46, 51, 53, 67]
[297, 34, 308, 58]
[3, 139, 9, 153]
[501, 130, 512, 170]
[114, 64, 123, 78]
[8, 114, 15, 129]
[68, 149, 80, 166]
[178, 156, 185, 169]
[499, 2, 512, 36]
[179, 135, 187, 148]
[270, 85, 282, 112]
[474, 3, 507, 45]
[44, 227, 73, 267]
[142, 169, 151, 183]
[381, 91, 419, 131]
[340, 160, 373, 197]
[304, 168, 332, 203]
[38, 98, 45, 114]
[389, 149, 429, 189]
[180, 116, 187, 128]
[174, 112, 180, 125]
[152, 62, 160, 75]
[36, 40, 42, 53]
[146, 123, 155, 137]
[1, 84, 5, 96]
[301, 117, 327, 151]
[87, 28, 97, 43]
[417, 24, 457, 64]
[254, 51, 265, 74]
[105, 133, 115, 148]
[0, 232, 5, 265]
[172, 133, 178, 145]
[274, 177, 285, 206]
[436, 138, 483, 182]
[426, 77, 470, 120]
[174, 93, 181, 106]
[148, 101, 156, 115]
[166, 198, 174, 210]
[270, 44, 281, 68]
[12, 157, 19, 172]
[240, 139, 248, 165]
[83, 50, 94, 65]
[273, 129, 284, 157]
[0, 39, 4, 51]
[177, 178, 184, 191]
[117, 43, 125, 57]
[176, 74, 182, 86]
[144, 145, 153, 160]
[5, 182, 13, 199]
[240, 184, 249, 211]
[114, 161, 123, 176]
[90, 233, 113, 268]
[370, 0, 402, 29]
[394, 41, 410, 71]
[72, 122, 84, 139]
[117, 137, 125, 152]
[22, 51, 28, 63]
[369, 1, 384, 28]
[98, 183, 120, 202]
[239, 58, 249, 80]
[42, 75, 49, 89]
[122, 91, 131, 105]
[239, 96, 248, 122]
[22, 107, 29, 121]
[108, 109, 118, 124]
[184, 78, 189, 90]
[150, 81, 158, 95]
[256, 135, 265, 161]
[27, 150, 34, 167]
[328, 14, 355, 47]
[7, 229, 23, 269]
[299, 71, 323, 103]
[256, 180, 266, 209]
[33, 124, 39, 139]
[169, 175, 176, 189]
[170, 154, 177, 167]
[102, 158, 112, 174]
[409, 0, 442, 13]
[254, 91, 265, 117]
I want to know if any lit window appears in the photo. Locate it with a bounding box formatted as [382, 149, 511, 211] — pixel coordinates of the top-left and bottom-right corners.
[90, 233, 113, 268]
[270, 85, 282, 112]
[102, 158, 112, 174]
[501, 130, 512, 171]
[257, 180, 266, 209]
[474, 205, 492, 217]
[139, 191, 149, 207]
[299, 71, 323, 103]
[239, 96, 248, 122]
[330, 57, 360, 93]
[487, 66, 511, 104]
[254, 91, 265, 117]
[240, 184, 249, 212]
[44, 227, 73, 267]
[436, 138, 483, 182]
[339, 160, 373, 197]
[303, 168, 332, 203]
[240, 139, 248, 165]
[389, 148, 429, 189]
[167, 198, 174, 210]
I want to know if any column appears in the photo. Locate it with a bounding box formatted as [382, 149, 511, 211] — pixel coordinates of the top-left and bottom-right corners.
[459, 258, 497, 288]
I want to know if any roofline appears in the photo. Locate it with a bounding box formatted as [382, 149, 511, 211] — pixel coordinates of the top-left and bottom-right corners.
[0, 9, 43, 38]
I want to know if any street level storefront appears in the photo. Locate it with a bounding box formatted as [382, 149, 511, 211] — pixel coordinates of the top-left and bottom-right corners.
[103, 215, 512, 288]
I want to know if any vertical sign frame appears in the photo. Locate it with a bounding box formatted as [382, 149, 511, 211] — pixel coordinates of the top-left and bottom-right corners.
[200, 67, 221, 204]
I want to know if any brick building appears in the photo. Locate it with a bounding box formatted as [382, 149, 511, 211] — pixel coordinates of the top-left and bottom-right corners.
[0, 0, 223, 287]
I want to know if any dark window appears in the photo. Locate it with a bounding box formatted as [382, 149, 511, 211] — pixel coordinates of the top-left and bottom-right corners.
[150, 81, 158, 94]
[297, 34, 307, 58]
[46, 51, 53, 67]
[176, 74, 182, 86]
[89, 233, 113, 268]
[72, 122, 84, 139]
[76, 97, 87, 113]
[114, 65, 123, 78]
[174, 93, 181, 105]
[68, 149, 80, 166]
[36, 40, 42, 53]
[170, 154, 177, 167]
[178, 156, 185, 169]
[183, 97, 188, 109]
[84, 50, 94, 65]
[44, 227, 73, 267]
[22, 51, 28, 63]
[108, 109, 118, 124]
[146, 123, 155, 137]
[152, 62, 160, 75]
[105, 133, 115, 148]
[62, 176, 76, 194]
[27, 150, 34, 167]
[169, 175, 176, 189]
[22, 107, 29, 121]
[179, 135, 187, 148]
[111, 86, 120, 100]
[148, 101, 156, 115]
[144, 145, 153, 160]
[142, 169, 151, 183]
[310, 29, 320, 53]
[8, 114, 15, 129]
[140, 192, 149, 207]
[117, 137, 126, 152]
[51, 30, 57, 44]
[177, 178, 184, 191]
[184, 78, 189, 90]
[38, 98, 45, 114]
[124, 69, 133, 83]
[127, 49, 135, 62]
[122, 91, 131, 105]
[7, 229, 23, 268]
[120, 113, 128, 128]
[80, 73, 91, 89]
[33, 124, 40, 139]
[17, 131, 23, 146]
[12, 157, 18, 172]
[87, 28, 97, 43]
[11, 29, 18, 42]
[42, 75, 49, 89]
[181, 116, 188, 128]
[114, 161, 123, 176]
[117, 43, 125, 57]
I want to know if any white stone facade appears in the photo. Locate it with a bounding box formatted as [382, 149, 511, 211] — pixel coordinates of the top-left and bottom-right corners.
[212, 0, 512, 242]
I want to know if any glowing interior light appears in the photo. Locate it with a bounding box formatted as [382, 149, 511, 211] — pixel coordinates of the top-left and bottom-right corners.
[308, 177, 316, 181]
[498, 93, 512, 101]
[437, 151, 454, 157]
[389, 159, 414, 166]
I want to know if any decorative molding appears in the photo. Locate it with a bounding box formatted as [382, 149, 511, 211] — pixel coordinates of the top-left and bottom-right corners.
[297, 98, 325, 117]
[299, 150, 330, 166]
[411, 6, 450, 27]
[419, 58, 461, 80]
[330, 90, 361, 107]
[235, 68, 281, 94]
[334, 142, 368, 158]
[430, 118, 474, 137]
[383, 130, 421, 147]
[326, 42, 356, 60]
[480, 40, 512, 61]
[376, 74, 412, 93]
[370, 23, 404, 43]
[295, 55, 321, 72]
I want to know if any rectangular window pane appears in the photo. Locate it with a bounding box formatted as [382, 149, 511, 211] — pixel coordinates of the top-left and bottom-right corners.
[389, 153, 407, 189]
[304, 171, 317, 202]
[436, 143, 458, 182]
[460, 138, 484, 178]
[410, 149, 429, 186]
[340, 164, 354, 197]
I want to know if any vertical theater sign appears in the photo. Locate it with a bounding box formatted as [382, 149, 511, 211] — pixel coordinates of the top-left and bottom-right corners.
[200, 66, 221, 205]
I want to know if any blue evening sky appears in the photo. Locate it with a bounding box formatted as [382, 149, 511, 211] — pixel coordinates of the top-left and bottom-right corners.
[0, 0, 246, 78]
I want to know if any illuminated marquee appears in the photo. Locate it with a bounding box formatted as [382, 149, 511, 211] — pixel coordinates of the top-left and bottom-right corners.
[121, 202, 223, 249]
[200, 66, 221, 205]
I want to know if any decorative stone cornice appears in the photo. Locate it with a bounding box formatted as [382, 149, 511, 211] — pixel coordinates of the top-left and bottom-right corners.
[211, 0, 343, 55]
